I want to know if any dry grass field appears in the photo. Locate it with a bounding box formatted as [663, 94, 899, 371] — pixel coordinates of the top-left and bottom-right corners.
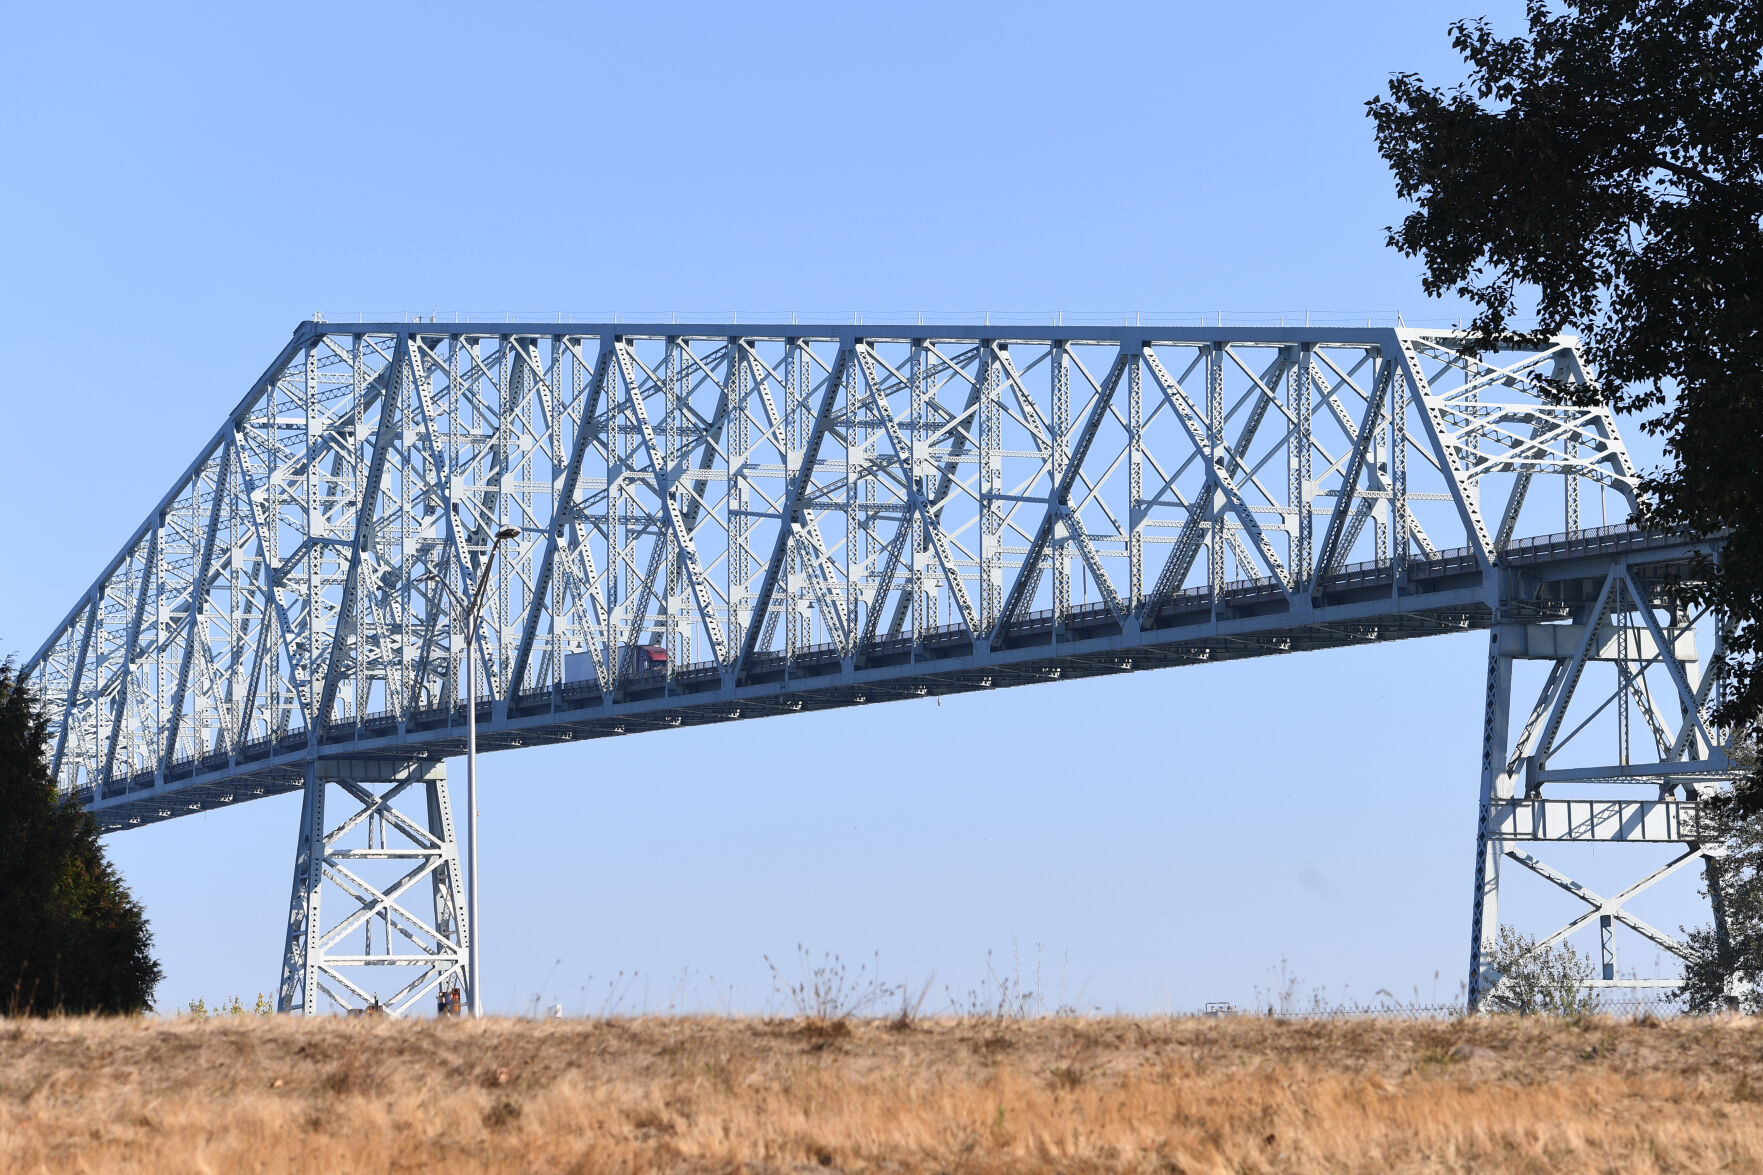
[2, 1013, 1761, 1174]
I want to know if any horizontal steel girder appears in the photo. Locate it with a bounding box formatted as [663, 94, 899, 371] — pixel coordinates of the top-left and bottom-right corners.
[1488, 798, 1703, 843]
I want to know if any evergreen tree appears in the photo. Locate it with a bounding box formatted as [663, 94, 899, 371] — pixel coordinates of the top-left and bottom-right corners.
[0, 661, 162, 1014]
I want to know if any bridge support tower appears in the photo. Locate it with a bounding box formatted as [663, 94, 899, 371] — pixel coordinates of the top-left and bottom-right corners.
[277, 758, 469, 1016]
[1470, 549, 1733, 1009]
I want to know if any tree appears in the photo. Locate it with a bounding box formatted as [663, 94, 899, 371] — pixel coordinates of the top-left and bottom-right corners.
[1678, 738, 1763, 1012]
[1483, 925, 1601, 1017]
[0, 661, 162, 1014]
[1367, 0, 1763, 726]
[1369, 0, 1762, 1014]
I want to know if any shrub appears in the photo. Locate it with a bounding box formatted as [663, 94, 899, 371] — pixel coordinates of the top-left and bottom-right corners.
[1484, 926, 1600, 1017]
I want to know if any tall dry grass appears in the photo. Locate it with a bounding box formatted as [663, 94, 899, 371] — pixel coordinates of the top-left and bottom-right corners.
[2, 1013, 1760, 1174]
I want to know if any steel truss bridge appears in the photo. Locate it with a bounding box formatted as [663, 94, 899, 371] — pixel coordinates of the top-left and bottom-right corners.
[22, 319, 1732, 1016]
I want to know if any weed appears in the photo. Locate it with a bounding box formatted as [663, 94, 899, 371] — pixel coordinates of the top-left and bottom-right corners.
[184, 994, 273, 1020]
[890, 970, 937, 1031]
[765, 945, 897, 1027]
[947, 946, 1044, 1021]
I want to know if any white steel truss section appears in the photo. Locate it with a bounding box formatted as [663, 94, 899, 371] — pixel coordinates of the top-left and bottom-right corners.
[23, 320, 1729, 1009]
[277, 759, 467, 1017]
[27, 325, 1629, 791]
[1470, 554, 1734, 1003]
[23, 322, 1653, 804]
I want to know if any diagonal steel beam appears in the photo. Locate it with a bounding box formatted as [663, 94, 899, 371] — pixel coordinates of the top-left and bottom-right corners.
[1623, 569, 1719, 761]
[1311, 363, 1393, 585]
[616, 342, 730, 667]
[1531, 568, 1619, 775]
[990, 349, 1129, 645]
[315, 335, 410, 736]
[161, 446, 231, 765]
[1395, 332, 1497, 568]
[1062, 505, 1126, 619]
[507, 339, 612, 697]
[632, 341, 738, 651]
[736, 344, 851, 677]
[230, 433, 312, 738]
[101, 528, 158, 785]
[854, 344, 979, 637]
[1142, 349, 1292, 593]
[49, 595, 100, 784]
[1506, 845, 1700, 958]
[880, 346, 987, 641]
[405, 337, 491, 709]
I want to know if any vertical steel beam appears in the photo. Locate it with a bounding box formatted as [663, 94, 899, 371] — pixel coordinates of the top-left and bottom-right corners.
[1292, 347, 1314, 591]
[279, 761, 325, 1013]
[1051, 342, 1072, 628]
[979, 344, 1004, 636]
[1467, 626, 1513, 1009]
[1206, 343, 1225, 609]
[727, 344, 754, 662]
[1127, 346, 1143, 613]
[1600, 914, 1615, 980]
[1390, 358, 1410, 577]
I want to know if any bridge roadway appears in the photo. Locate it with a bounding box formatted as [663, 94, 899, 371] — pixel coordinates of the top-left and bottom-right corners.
[79, 521, 1695, 833]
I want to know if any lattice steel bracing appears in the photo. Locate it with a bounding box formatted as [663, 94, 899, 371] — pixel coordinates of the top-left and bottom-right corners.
[21, 320, 1730, 1011]
[1469, 547, 1734, 1006]
[277, 759, 467, 1016]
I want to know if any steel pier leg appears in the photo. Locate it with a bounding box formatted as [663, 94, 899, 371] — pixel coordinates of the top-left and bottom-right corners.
[1467, 627, 1512, 1010]
[276, 760, 467, 1016]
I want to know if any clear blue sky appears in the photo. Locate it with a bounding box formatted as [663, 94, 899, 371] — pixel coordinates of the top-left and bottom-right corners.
[0, 1, 1699, 1015]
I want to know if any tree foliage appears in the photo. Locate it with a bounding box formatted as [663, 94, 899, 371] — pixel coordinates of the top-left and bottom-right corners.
[1679, 739, 1763, 1012]
[1367, 0, 1763, 725]
[0, 661, 162, 1014]
[1484, 925, 1601, 1017]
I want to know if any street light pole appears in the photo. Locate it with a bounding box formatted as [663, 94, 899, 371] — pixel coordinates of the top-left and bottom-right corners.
[464, 608, 480, 1018]
[428, 524, 520, 1019]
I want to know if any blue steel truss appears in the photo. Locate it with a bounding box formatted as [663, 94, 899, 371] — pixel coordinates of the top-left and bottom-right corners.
[20, 320, 1732, 1013]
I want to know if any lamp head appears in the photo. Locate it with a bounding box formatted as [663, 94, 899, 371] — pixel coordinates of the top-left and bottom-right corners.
[495, 526, 520, 541]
